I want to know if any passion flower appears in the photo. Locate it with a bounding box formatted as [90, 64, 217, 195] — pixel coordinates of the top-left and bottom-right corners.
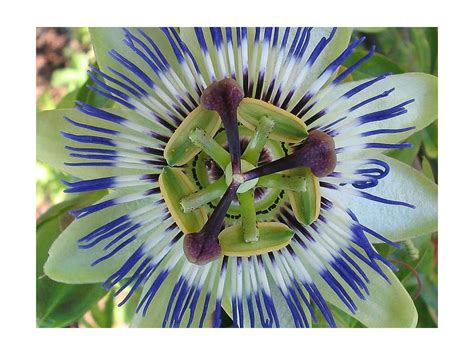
[41, 27, 438, 328]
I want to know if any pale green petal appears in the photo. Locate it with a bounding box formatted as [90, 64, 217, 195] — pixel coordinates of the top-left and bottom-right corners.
[179, 27, 352, 92]
[131, 252, 218, 328]
[130, 260, 186, 327]
[36, 108, 156, 179]
[221, 261, 308, 328]
[89, 28, 180, 89]
[266, 279, 311, 327]
[299, 28, 353, 94]
[219, 255, 313, 328]
[324, 156, 437, 243]
[317, 261, 417, 327]
[44, 188, 155, 284]
[314, 73, 438, 159]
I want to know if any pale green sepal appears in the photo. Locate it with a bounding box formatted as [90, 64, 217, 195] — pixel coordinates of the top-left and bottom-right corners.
[37, 108, 160, 179]
[44, 188, 156, 284]
[324, 155, 437, 243]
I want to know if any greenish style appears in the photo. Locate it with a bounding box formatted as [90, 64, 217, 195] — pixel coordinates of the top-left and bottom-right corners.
[189, 128, 230, 169]
[237, 190, 259, 243]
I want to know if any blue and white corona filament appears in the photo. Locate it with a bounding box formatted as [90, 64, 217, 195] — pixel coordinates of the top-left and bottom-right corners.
[55, 27, 435, 328]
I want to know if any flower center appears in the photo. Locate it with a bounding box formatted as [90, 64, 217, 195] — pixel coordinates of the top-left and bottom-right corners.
[160, 79, 337, 265]
[224, 159, 258, 193]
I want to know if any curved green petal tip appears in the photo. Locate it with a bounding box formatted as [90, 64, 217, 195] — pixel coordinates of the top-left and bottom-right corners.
[326, 262, 418, 327]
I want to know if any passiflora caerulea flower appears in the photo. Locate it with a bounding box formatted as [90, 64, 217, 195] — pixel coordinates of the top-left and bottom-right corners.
[38, 27, 438, 328]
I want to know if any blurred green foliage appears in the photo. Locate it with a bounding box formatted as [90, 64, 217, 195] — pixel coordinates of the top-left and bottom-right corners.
[36, 27, 438, 328]
[36, 192, 107, 327]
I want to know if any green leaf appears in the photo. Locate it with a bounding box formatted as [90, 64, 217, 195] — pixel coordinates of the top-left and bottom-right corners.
[90, 292, 115, 328]
[425, 28, 438, 75]
[385, 131, 422, 165]
[37, 192, 107, 327]
[345, 49, 404, 80]
[56, 88, 80, 109]
[51, 68, 88, 90]
[414, 297, 437, 327]
[422, 120, 438, 159]
[324, 156, 437, 243]
[355, 27, 387, 34]
[410, 28, 432, 73]
[44, 188, 156, 283]
[398, 237, 437, 328]
[36, 108, 158, 179]
[373, 28, 437, 75]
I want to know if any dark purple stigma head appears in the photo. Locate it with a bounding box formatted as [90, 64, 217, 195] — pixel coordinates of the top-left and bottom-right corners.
[296, 130, 337, 177]
[200, 78, 245, 174]
[182, 182, 239, 265]
[200, 78, 244, 116]
[183, 231, 222, 266]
